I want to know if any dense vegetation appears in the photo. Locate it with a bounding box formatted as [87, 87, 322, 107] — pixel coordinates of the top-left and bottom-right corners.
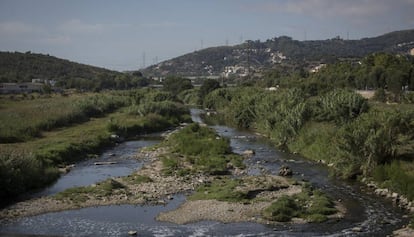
[263, 184, 337, 223]
[0, 93, 128, 143]
[161, 123, 244, 176]
[202, 53, 414, 201]
[0, 51, 149, 91]
[0, 89, 190, 203]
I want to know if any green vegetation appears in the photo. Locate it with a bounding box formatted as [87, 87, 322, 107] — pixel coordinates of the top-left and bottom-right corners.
[373, 161, 414, 200]
[162, 76, 193, 95]
[144, 29, 414, 78]
[0, 89, 190, 202]
[263, 184, 337, 223]
[202, 53, 414, 201]
[161, 123, 245, 176]
[0, 51, 150, 91]
[54, 179, 128, 204]
[0, 93, 128, 143]
[123, 174, 153, 185]
[189, 177, 247, 202]
[189, 177, 337, 223]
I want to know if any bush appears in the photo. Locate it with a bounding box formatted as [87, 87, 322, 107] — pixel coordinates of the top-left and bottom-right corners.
[336, 109, 414, 176]
[0, 151, 59, 202]
[373, 161, 414, 200]
[189, 178, 247, 202]
[317, 89, 368, 124]
[263, 195, 299, 222]
[263, 184, 336, 223]
[162, 123, 243, 175]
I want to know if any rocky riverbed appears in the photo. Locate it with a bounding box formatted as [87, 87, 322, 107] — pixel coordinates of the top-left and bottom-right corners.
[0, 143, 345, 226]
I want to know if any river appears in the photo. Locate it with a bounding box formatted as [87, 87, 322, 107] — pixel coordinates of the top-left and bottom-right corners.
[0, 109, 408, 236]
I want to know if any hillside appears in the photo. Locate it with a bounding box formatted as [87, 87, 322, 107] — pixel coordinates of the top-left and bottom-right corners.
[0, 51, 121, 82]
[0, 52, 150, 91]
[143, 29, 414, 78]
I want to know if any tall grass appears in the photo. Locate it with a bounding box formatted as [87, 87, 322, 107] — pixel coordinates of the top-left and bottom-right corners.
[202, 86, 414, 200]
[0, 150, 59, 202]
[0, 88, 192, 202]
[0, 93, 128, 143]
[162, 123, 244, 175]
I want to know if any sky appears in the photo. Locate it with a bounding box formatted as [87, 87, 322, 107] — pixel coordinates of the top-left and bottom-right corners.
[0, 0, 413, 71]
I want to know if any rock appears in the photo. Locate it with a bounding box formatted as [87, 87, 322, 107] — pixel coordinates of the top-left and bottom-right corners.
[243, 149, 255, 156]
[352, 227, 362, 232]
[110, 134, 119, 139]
[374, 188, 389, 196]
[128, 230, 137, 235]
[94, 161, 117, 165]
[391, 192, 399, 199]
[367, 182, 376, 189]
[278, 165, 293, 176]
[110, 134, 124, 142]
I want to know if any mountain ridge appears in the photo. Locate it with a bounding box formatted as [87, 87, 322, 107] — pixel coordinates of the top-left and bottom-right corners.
[142, 29, 414, 78]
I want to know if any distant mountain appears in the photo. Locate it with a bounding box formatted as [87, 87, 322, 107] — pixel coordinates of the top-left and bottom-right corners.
[143, 29, 414, 78]
[0, 51, 121, 83]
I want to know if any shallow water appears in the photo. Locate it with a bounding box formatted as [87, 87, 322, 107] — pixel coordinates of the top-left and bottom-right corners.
[31, 139, 161, 197]
[0, 109, 408, 236]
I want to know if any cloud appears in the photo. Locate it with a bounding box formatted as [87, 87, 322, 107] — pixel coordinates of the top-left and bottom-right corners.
[242, 0, 409, 18]
[58, 19, 105, 34]
[43, 35, 71, 45]
[138, 21, 179, 28]
[0, 21, 43, 36]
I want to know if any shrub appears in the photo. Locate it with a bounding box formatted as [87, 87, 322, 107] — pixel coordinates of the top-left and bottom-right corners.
[263, 184, 336, 223]
[317, 89, 368, 124]
[189, 178, 247, 202]
[373, 161, 414, 200]
[0, 151, 59, 202]
[263, 195, 299, 222]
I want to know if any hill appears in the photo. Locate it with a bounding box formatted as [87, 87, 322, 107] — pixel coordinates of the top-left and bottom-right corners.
[142, 29, 414, 78]
[0, 52, 149, 91]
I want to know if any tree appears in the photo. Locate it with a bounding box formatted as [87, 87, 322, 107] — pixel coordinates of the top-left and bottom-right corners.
[198, 79, 221, 103]
[163, 76, 193, 95]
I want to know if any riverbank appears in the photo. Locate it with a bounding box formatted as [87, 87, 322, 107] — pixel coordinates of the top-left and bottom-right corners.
[0, 146, 208, 221]
[0, 134, 344, 227]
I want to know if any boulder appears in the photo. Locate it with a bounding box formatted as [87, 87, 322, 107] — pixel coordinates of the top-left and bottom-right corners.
[242, 149, 255, 156]
[374, 188, 389, 196]
[278, 165, 293, 176]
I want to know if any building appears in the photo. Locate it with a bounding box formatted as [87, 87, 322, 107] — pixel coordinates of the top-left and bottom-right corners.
[0, 82, 44, 94]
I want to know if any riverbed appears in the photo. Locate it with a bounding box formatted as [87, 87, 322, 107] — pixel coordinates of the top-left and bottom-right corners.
[0, 109, 409, 236]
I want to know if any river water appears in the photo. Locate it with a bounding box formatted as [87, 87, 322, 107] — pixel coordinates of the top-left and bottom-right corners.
[0, 109, 408, 236]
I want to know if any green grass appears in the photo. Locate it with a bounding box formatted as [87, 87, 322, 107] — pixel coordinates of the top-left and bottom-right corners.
[161, 123, 245, 176]
[263, 184, 337, 223]
[288, 122, 338, 164]
[54, 179, 127, 204]
[0, 89, 192, 202]
[189, 177, 248, 202]
[122, 174, 153, 185]
[0, 92, 128, 143]
[373, 160, 414, 200]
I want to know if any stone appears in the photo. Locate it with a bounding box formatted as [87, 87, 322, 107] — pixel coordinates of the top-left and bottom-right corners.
[243, 149, 255, 156]
[128, 230, 137, 235]
[352, 227, 362, 232]
[374, 188, 389, 196]
[278, 165, 293, 176]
